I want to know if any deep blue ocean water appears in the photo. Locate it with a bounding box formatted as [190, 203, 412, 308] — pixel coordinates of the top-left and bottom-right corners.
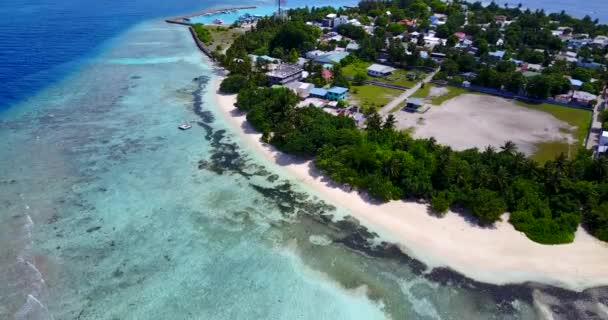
[0, 0, 356, 112]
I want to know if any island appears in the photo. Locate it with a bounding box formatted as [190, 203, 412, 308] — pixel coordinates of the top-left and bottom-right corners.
[174, 1, 608, 289]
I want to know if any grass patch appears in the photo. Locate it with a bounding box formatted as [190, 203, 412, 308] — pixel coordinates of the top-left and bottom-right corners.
[515, 101, 592, 143]
[390, 104, 403, 113]
[531, 141, 576, 163]
[349, 84, 402, 114]
[410, 83, 432, 99]
[515, 101, 592, 162]
[429, 86, 469, 105]
[203, 25, 244, 53]
[342, 61, 425, 88]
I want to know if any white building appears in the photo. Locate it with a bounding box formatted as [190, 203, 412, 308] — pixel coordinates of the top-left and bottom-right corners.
[367, 64, 396, 77]
[600, 131, 608, 146]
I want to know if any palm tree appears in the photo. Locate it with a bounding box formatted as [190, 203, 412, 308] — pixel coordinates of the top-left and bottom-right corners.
[500, 140, 517, 155]
[427, 137, 438, 151]
[493, 166, 511, 191]
[366, 112, 382, 131]
[384, 157, 402, 179]
[593, 156, 608, 181]
[383, 114, 397, 131]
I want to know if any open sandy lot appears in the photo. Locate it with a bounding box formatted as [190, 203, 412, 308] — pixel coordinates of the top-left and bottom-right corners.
[395, 94, 575, 155]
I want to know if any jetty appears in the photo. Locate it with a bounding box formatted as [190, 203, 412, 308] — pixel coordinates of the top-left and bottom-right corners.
[165, 6, 256, 26]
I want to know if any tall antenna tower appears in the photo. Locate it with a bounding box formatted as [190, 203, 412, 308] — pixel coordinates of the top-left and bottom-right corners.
[276, 0, 287, 19]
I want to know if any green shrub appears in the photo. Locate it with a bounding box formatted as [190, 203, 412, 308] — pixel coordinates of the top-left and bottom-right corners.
[220, 75, 249, 94]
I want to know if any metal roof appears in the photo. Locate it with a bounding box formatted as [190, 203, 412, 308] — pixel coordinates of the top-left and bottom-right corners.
[328, 87, 348, 94]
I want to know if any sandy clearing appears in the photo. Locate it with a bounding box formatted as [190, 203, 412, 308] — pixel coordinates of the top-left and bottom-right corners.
[211, 77, 608, 291]
[394, 94, 575, 155]
[428, 86, 448, 98]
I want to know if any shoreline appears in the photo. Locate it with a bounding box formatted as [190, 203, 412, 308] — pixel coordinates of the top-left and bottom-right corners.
[210, 75, 608, 292]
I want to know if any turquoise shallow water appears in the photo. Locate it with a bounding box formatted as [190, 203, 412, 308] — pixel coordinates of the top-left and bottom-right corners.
[1, 19, 608, 320]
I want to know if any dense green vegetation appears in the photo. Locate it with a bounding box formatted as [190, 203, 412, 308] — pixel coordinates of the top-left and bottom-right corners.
[219, 74, 249, 94]
[231, 83, 608, 244]
[192, 23, 213, 45]
[215, 4, 608, 244]
[354, 0, 607, 100]
[217, 17, 320, 66]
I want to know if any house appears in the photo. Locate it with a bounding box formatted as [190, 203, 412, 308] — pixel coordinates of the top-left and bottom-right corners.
[568, 39, 589, 49]
[399, 19, 416, 27]
[600, 131, 608, 146]
[454, 32, 466, 40]
[556, 51, 578, 63]
[430, 52, 446, 62]
[460, 72, 477, 80]
[367, 64, 396, 77]
[326, 87, 348, 101]
[592, 35, 608, 47]
[423, 36, 444, 48]
[296, 57, 309, 67]
[521, 63, 542, 72]
[404, 98, 424, 111]
[489, 50, 505, 59]
[572, 90, 598, 106]
[577, 59, 605, 70]
[248, 54, 281, 65]
[305, 50, 327, 59]
[266, 64, 303, 85]
[346, 42, 360, 51]
[310, 88, 328, 99]
[429, 14, 447, 26]
[495, 15, 507, 24]
[285, 81, 314, 99]
[569, 78, 583, 88]
[259, 55, 280, 64]
[323, 13, 348, 28]
[313, 51, 350, 65]
[348, 19, 362, 26]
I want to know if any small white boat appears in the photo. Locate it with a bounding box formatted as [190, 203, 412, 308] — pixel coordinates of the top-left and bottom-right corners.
[213, 18, 223, 24]
[179, 122, 192, 130]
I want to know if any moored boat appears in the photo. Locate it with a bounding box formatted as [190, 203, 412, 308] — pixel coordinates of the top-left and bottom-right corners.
[178, 122, 192, 130]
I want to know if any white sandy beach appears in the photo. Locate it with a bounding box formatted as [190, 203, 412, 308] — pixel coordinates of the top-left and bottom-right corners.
[212, 77, 608, 292]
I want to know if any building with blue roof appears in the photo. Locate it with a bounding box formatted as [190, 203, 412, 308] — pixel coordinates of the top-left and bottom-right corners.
[313, 52, 350, 65]
[310, 88, 328, 99]
[326, 87, 348, 101]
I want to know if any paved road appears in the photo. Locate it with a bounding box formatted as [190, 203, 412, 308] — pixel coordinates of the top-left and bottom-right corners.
[585, 89, 605, 151]
[378, 70, 439, 117]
